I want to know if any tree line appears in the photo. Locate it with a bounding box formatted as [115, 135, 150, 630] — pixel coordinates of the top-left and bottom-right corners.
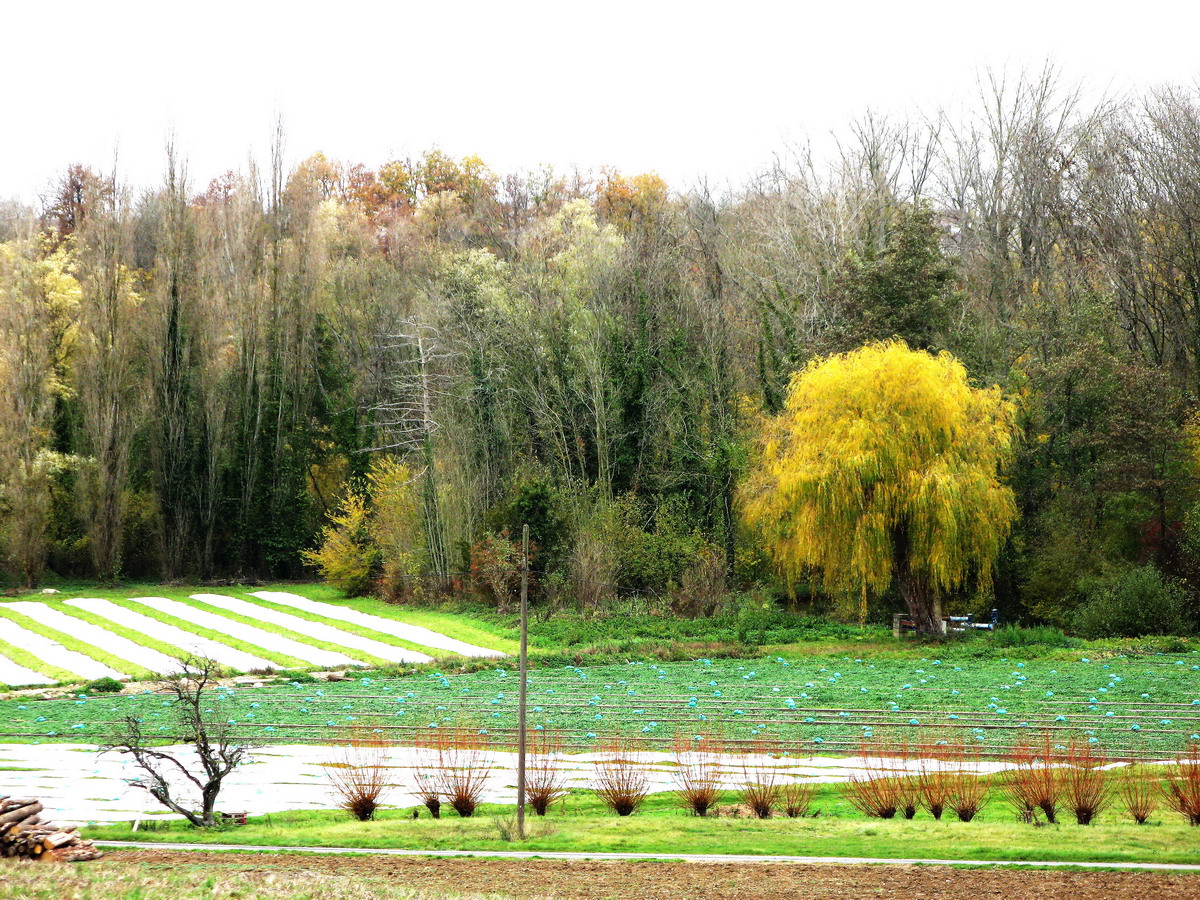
[3, 69, 1200, 634]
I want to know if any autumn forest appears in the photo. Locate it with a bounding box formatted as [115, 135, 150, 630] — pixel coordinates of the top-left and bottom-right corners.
[3, 72, 1200, 636]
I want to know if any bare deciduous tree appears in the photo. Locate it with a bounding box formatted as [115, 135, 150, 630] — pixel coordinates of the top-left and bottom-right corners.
[103, 656, 253, 827]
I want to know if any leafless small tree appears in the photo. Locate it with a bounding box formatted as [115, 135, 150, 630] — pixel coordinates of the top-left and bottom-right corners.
[102, 655, 253, 827]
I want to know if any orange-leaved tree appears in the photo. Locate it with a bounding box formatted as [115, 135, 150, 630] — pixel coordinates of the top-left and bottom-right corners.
[741, 340, 1018, 634]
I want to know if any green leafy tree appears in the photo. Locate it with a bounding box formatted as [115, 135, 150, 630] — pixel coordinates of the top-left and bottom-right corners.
[825, 206, 961, 353]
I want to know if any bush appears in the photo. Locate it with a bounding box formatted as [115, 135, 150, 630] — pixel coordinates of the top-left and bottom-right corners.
[302, 492, 378, 596]
[1074, 566, 1192, 639]
[85, 676, 124, 694]
[322, 725, 393, 821]
[593, 739, 649, 816]
[470, 530, 524, 612]
[990, 625, 1076, 649]
[368, 458, 427, 602]
[1163, 742, 1200, 826]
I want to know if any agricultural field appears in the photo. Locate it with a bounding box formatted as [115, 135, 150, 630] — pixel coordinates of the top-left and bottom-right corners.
[0, 586, 510, 688]
[4, 584, 1200, 874]
[6, 650, 1200, 756]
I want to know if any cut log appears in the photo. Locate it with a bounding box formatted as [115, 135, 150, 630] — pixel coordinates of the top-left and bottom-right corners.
[0, 801, 42, 826]
[0, 795, 102, 863]
[9, 812, 42, 832]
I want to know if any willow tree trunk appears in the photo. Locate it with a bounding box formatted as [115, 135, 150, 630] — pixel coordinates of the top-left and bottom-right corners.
[892, 525, 943, 635]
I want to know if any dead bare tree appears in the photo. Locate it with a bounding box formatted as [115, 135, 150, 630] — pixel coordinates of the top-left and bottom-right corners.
[102, 655, 254, 827]
[369, 319, 458, 584]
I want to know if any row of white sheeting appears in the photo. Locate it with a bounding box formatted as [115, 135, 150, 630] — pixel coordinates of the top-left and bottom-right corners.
[0, 618, 124, 681]
[64, 599, 277, 673]
[0, 741, 1046, 826]
[125, 597, 360, 669]
[0, 651, 54, 686]
[3, 602, 181, 675]
[191, 594, 433, 664]
[253, 591, 507, 658]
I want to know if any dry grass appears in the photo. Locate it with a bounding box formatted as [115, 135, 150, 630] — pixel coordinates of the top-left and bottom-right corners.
[322, 724, 395, 821]
[674, 731, 724, 817]
[525, 730, 569, 816]
[1163, 742, 1200, 826]
[0, 858, 514, 899]
[1119, 763, 1158, 825]
[593, 738, 650, 816]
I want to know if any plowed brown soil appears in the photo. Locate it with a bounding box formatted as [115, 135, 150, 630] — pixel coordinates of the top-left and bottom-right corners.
[110, 850, 1200, 899]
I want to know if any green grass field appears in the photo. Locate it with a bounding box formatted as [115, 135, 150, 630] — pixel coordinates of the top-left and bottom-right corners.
[80, 784, 1200, 865]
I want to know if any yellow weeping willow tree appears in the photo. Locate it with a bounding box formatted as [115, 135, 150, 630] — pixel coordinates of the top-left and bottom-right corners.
[742, 341, 1018, 633]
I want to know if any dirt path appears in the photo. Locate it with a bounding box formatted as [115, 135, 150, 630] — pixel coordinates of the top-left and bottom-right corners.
[92, 840, 1200, 872]
[107, 849, 1200, 900]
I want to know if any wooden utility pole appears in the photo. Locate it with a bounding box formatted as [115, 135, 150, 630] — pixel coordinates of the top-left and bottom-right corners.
[516, 523, 529, 838]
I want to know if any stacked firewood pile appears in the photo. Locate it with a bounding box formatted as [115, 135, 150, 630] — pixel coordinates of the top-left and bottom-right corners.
[0, 796, 103, 861]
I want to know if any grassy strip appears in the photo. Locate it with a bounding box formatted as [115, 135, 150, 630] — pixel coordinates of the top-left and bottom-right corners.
[243, 590, 520, 655]
[104, 599, 309, 670]
[48, 604, 196, 672]
[0, 607, 154, 680]
[0, 634, 75, 683]
[352, 605, 522, 656]
[175, 595, 394, 668]
[82, 786, 1200, 865]
[239, 595, 481, 659]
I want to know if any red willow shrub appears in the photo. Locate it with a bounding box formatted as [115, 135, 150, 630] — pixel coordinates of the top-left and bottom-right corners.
[1063, 739, 1110, 825]
[594, 738, 650, 816]
[893, 741, 919, 820]
[674, 731, 723, 817]
[525, 729, 569, 816]
[781, 780, 816, 818]
[916, 739, 953, 820]
[1119, 762, 1158, 825]
[943, 743, 991, 822]
[410, 731, 444, 818]
[437, 727, 494, 817]
[1002, 734, 1063, 824]
[323, 724, 394, 821]
[1163, 742, 1200, 826]
[739, 741, 782, 819]
[842, 742, 903, 819]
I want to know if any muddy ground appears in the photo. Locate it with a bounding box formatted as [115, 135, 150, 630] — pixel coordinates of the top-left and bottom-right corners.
[105, 850, 1200, 899]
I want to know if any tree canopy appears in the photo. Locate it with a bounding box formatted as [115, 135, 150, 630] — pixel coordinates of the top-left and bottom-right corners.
[742, 341, 1019, 632]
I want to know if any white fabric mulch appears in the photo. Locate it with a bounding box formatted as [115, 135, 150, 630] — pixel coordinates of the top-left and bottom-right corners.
[0, 617, 125, 681]
[252, 591, 506, 658]
[0, 741, 1058, 826]
[127, 597, 361, 669]
[3, 602, 181, 675]
[190, 594, 433, 665]
[0, 651, 54, 687]
[64, 599, 277, 673]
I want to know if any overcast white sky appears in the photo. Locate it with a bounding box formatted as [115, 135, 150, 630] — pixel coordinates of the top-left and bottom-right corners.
[3, 0, 1199, 203]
